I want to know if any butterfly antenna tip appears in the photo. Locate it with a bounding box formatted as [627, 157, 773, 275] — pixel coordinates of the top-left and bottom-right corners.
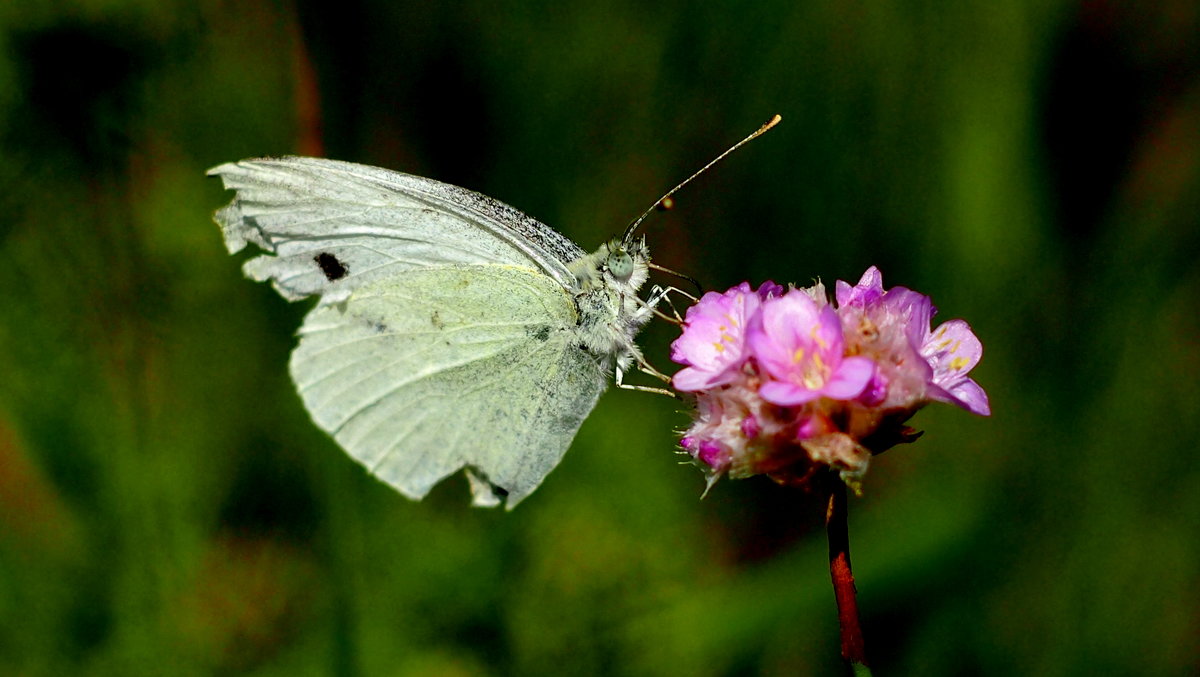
[622, 114, 781, 243]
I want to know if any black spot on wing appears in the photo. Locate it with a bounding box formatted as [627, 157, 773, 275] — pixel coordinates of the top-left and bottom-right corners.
[314, 252, 348, 281]
[526, 325, 551, 342]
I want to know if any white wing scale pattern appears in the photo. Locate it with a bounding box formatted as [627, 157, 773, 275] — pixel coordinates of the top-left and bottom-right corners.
[290, 266, 605, 507]
[209, 157, 612, 508]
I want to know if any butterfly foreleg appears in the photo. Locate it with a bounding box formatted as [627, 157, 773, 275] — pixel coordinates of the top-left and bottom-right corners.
[644, 284, 697, 324]
[633, 285, 696, 324]
[615, 357, 678, 398]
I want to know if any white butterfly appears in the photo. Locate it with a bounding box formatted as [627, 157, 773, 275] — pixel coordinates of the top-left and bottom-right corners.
[209, 157, 668, 508]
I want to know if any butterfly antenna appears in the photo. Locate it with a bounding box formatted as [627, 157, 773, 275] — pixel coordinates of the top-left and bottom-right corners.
[621, 114, 781, 243]
[648, 262, 702, 293]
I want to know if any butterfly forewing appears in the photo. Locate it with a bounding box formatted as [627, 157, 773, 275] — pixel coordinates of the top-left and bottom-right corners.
[208, 157, 585, 305]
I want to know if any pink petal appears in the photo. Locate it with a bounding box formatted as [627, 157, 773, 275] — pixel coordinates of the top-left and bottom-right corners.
[746, 323, 792, 380]
[951, 380, 991, 416]
[924, 319, 983, 374]
[884, 287, 935, 348]
[672, 365, 735, 392]
[813, 304, 845, 354]
[759, 380, 820, 406]
[822, 356, 875, 400]
[835, 266, 884, 307]
[671, 367, 709, 392]
[927, 379, 991, 416]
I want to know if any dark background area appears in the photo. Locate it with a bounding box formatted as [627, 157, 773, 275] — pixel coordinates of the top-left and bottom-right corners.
[1, 1, 1197, 675]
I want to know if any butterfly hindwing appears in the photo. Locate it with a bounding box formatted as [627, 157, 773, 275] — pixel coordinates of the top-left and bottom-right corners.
[289, 264, 607, 508]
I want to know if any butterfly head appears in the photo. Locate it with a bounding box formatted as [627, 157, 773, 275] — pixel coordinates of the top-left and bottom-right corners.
[569, 236, 649, 295]
[606, 235, 649, 280]
[603, 235, 650, 294]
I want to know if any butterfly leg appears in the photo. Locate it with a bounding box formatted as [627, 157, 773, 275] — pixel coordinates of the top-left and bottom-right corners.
[641, 285, 697, 324]
[609, 285, 700, 397]
[651, 284, 697, 323]
[615, 359, 678, 398]
[635, 353, 673, 383]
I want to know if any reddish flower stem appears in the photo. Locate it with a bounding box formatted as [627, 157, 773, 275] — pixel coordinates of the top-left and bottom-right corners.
[825, 477, 869, 669]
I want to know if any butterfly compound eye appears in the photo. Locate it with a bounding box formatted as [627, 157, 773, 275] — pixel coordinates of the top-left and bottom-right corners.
[607, 249, 635, 282]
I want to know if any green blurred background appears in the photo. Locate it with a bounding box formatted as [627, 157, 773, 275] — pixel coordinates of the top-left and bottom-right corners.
[1, 1, 1197, 675]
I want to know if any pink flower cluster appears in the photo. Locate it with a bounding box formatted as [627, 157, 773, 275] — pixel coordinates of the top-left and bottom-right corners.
[671, 267, 989, 491]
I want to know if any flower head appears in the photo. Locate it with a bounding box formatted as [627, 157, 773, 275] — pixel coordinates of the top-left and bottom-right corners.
[672, 267, 989, 492]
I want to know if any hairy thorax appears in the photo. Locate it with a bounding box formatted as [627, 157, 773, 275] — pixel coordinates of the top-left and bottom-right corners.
[567, 238, 654, 372]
